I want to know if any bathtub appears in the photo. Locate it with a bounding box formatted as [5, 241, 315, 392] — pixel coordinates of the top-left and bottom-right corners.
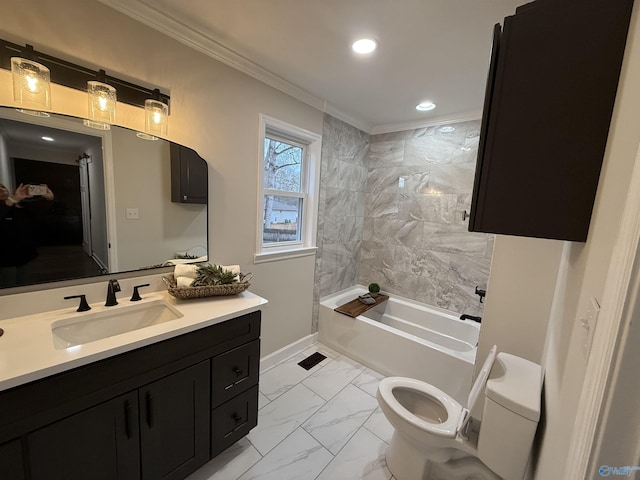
[318, 285, 480, 404]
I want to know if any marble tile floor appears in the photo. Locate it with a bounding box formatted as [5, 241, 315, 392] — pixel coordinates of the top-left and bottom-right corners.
[187, 342, 397, 480]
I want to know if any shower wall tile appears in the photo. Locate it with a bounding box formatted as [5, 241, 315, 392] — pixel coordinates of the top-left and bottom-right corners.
[367, 141, 405, 167]
[428, 163, 476, 193]
[398, 194, 458, 224]
[422, 222, 488, 255]
[370, 219, 423, 249]
[358, 119, 492, 316]
[364, 193, 399, 218]
[314, 115, 370, 331]
[448, 254, 492, 287]
[316, 116, 492, 329]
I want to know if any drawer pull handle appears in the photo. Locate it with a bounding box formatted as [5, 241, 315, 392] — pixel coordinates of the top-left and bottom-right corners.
[233, 367, 243, 377]
[146, 391, 154, 428]
[232, 413, 242, 425]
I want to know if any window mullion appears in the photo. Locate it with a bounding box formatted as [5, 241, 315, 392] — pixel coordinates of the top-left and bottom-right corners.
[264, 189, 304, 199]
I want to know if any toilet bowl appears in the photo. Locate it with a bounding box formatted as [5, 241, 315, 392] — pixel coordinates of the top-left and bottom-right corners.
[377, 345, 541, 480]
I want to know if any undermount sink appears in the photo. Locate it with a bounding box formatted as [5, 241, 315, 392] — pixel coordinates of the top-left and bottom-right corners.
[51, 300, 184, 350]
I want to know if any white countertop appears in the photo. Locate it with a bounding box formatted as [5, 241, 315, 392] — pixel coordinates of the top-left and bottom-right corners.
[0, 290, 267, 392]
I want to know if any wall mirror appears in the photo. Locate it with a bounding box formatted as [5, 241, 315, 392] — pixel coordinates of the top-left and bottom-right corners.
[0, 107, 208, 289]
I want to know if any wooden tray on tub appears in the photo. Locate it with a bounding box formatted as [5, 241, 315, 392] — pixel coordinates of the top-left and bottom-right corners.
[334, 294, 389, 318]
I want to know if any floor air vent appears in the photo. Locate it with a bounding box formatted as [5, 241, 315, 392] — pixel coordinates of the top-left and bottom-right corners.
[298, 352, 327, 370]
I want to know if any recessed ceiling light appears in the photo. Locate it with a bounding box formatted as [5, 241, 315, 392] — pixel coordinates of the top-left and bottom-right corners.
[41, 136, 54, 141]
[416, 102, 436, 111]
[439, 126, 456, 133]
[352, 38, 378, 54]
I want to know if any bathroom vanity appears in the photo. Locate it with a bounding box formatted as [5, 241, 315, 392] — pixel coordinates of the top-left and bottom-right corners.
[0, 285, 266, 480]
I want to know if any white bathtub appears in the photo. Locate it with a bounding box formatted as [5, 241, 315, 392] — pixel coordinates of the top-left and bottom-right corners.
[318, 285, 480, 404]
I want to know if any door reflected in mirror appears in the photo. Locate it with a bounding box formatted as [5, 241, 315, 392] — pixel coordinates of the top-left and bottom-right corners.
[0, 108, 208, 289]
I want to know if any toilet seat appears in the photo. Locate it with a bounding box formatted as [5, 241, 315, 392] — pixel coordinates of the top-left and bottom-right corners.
[378, 377, 464, 438]
[378, 345, 498, 439]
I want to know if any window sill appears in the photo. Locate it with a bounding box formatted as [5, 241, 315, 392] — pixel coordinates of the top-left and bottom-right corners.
[254, 247, 317, 264]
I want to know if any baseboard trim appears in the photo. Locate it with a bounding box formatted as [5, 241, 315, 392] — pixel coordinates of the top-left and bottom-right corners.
[260, 333, 318, 373]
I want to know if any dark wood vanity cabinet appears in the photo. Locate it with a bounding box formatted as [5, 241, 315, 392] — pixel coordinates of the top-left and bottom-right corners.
[28, 391, 141, 480]
[171, 144, 208, 204]
[469, 0, 634, 241]
[0, 310, 261, 480]
[0, 439, 24, 480]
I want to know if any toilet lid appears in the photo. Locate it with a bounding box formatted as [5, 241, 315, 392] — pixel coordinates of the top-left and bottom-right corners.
[466, 345, 498, 411]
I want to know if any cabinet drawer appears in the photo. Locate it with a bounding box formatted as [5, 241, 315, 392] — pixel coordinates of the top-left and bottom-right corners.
[211, 385, 258, 457]
[211, 340, 260, 408]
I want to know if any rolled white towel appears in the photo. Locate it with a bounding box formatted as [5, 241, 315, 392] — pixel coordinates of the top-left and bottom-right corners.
[174, 264, 199, 279]
[176, 276, 195, 288]
[222, 264, 240, 281]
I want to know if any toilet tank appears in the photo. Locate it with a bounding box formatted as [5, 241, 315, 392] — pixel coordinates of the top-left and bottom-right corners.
[477, 352, 542, 480]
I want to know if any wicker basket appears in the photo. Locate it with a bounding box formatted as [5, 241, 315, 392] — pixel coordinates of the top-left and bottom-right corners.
[162, 273, 252, 299]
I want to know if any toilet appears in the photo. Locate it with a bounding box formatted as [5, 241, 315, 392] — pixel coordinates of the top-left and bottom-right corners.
[377, 345, 541, 480]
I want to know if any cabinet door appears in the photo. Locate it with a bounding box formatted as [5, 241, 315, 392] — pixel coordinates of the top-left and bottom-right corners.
[469, 0, 634, 241]
[0, 439, 25, 480]
[171, 144, 208, 204]
[28, 391, 140, 480]
[139, 361, 210, 480]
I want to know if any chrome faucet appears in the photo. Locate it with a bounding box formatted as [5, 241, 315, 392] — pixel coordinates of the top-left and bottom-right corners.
[105, 279, 121, 306]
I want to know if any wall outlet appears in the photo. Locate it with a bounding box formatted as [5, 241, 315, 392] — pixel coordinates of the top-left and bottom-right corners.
[126, 208, 139, 220]
[581, 296, 600, 360]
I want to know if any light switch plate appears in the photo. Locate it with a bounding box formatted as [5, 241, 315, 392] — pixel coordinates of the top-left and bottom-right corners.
[126, 208, 139, 220]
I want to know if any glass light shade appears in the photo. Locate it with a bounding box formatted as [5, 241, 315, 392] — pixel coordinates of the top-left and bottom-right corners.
[83, 119, 111, 130]
[87, 81, 116, 125]
[144, 99, 168, 138]
[11, 57, 51, 110]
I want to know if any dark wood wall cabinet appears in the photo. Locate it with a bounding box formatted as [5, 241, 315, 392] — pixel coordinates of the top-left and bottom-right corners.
[469, 0, 634, 242]
[0, 311, 261, 480]
[171, 144, 208, 204]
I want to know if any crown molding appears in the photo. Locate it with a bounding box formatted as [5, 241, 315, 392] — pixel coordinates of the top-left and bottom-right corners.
[98, 0, 327, 112]
[370, 109, 483, 135]
[98, 1, 480, 136]
[323, 103, 372, 134]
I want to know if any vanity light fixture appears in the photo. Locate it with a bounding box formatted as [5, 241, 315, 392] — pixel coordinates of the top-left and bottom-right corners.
[352, 37, 378, 54]
[137, 89, 168, 140]
[416, 102, 437, 112]
[1, 38, 171, 126]
[10, 45, 51, 113]
[84, 71, 116, 130]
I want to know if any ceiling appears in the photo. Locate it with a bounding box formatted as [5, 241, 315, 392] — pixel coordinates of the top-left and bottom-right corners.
[100, 0, 525, 133]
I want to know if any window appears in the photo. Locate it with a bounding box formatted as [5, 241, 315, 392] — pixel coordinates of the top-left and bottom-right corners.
[255, 115, 321, 263]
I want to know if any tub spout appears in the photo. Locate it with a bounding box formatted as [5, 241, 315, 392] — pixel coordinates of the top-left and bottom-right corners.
[460, 314, 482, 323]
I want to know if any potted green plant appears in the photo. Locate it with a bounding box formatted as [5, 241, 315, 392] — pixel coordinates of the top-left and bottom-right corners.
[368, 283, 381, 297]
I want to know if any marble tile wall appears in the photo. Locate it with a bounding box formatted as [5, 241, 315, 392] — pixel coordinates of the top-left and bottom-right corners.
[357, 120, 493, 316]
[313, 116, 492, 331]
[313, 115, 369, 330]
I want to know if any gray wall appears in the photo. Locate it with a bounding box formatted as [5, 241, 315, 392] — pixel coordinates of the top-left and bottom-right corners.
[313, 115, 369, 329]
[358, 121, 492, 316]
[314, 116, 492, 330]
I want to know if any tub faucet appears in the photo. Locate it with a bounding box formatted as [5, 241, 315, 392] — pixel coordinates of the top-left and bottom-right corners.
[105, 279, 121, 306]
[475, 286, 486, 303]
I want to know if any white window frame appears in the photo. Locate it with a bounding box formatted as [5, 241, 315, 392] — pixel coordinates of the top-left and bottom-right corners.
[255, 114, 321, 263]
